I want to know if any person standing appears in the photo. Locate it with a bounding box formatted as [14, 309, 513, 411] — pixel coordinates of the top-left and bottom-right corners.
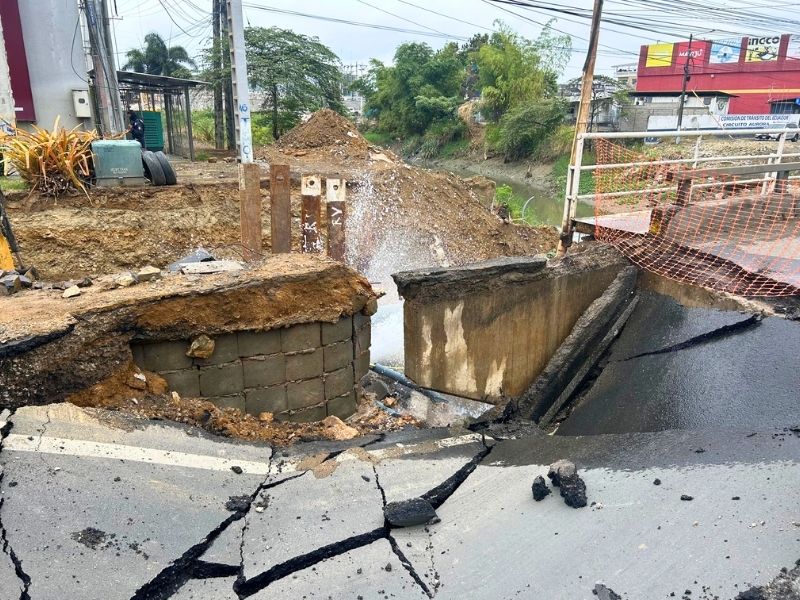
[128, 110, 145, 148]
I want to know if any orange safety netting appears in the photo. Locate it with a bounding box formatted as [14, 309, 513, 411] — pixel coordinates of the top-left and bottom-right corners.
[591, 138, 800, 297]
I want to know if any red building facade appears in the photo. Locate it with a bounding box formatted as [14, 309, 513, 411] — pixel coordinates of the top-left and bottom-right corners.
[636, 35, 800, 114]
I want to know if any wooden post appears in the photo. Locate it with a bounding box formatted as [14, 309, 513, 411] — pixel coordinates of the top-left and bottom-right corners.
[270, 164, 291, 253]
[326, 178, 346, 261]
[301, 175, 323, 253]
[239, 163, 262, 262]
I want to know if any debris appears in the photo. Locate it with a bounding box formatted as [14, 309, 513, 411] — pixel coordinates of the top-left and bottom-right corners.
[71, 527, 108, 550]
[1, 273, 21, 294]
[136, 265, 162, 282]
[62, 285, 81, 298]
[653, 478, 662, 485]
[76, 277, 93, 288]
[384, 498, 438, 527]
[681, 494, 694, 501]
[180, 260, 245, 275]
[258, 412, 274, 423]
[18, 275, 32, 288]
[531, 475, 551, 501]
[384, 563, 392, 572]
[593, 583, 623, 600]
[320, 415, 360, 440]
[186, 334, 215, 359]
[114, 272, 138, 287]
[548, 459, 588, 508]
[230, 465, 243, 474]
[166, 248, 216, 272]
[225, 495, 251, 512]
[732, 496, 741, 500]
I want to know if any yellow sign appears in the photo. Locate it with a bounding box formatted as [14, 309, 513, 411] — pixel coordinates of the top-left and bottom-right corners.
[646, 43, 674, 67]
[745, 35, 780, 62]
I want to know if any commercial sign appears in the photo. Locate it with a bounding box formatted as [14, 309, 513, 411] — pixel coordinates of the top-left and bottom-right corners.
[718, 114, 794, 128]
[646, 43, 674, 68]
[745, 35, 780, 62]
[675, 40, 709, 66]
[710, 38, 742, 64]
[787, 35, 800, 61]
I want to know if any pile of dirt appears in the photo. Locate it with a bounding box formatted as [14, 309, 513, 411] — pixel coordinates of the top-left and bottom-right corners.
[278, 108, 370, 155]
[67, 360, 418, 447]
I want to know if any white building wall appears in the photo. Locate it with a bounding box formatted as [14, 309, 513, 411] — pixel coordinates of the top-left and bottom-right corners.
[0, 13, 15, 134]
[17, 0, 92, 130]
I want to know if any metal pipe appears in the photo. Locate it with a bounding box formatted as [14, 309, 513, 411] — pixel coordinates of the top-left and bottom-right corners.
[371, 363, 448, 404]
[581, 128, 800, 140]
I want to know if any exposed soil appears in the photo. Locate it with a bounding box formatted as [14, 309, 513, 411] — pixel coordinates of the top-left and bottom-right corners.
[67, 360, 418, 447]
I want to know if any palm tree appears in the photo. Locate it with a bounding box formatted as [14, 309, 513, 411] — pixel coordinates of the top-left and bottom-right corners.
[123, 33, 197, 78]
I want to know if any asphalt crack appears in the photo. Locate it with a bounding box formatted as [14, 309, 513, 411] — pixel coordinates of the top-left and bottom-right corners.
[421, 442, 493, 510]
[0, 411, 33, 600]
[622, 313, 763, 361]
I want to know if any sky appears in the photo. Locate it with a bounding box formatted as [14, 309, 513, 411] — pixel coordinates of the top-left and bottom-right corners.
[108, 0, 800, 81]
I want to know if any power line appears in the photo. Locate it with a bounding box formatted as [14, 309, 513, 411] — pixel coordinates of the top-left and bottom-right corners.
[356, 0, 451, 37]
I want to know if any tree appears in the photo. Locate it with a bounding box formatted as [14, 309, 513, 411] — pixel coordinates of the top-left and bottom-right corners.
[123, 33, 197, 78]
[474, 21, 571, 122]
[244, 27, 345, 140]
[365, 42, 466, 137]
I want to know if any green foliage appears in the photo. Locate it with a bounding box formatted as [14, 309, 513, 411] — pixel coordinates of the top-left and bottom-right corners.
[491, 99, 566, 161]
[0, 178, 28, 192]
[365, 42, 464, 139]
[535, 124, 575, 162]
[475, 22, 570, 122]
[418, 119, 467, 159]
[494, 184, 544, 226]
[363, 131, 393, 147]
[551, 151, 596, 195]
[193, 109, 273, 147]
[244, 27, 345, 140]
[123, 33, 196, 77]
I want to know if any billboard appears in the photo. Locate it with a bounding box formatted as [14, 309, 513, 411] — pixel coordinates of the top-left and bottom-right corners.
[745, 35, 780, 62]
[710, 38, 742, 64]
[646, 43, 674, 68]
[675, 40, 709, 66]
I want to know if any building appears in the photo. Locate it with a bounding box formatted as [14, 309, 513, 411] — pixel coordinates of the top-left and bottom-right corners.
[613, 63, 638, 89]
[0, 0, 92, 131]
[635, 34, 800, 116]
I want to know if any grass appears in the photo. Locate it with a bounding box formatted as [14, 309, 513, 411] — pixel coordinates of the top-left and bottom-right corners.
[551, 150, 596, 196]
[0, 177, 29, 192]
[494, 184, 546, 227]
[363, 131, 393, 147]
[438, 138, 470, 158]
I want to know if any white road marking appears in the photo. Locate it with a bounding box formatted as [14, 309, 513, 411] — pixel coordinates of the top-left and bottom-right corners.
[2, 434, 271, 475]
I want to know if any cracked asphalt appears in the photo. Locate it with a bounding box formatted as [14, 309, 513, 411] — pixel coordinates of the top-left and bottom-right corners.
[0, 294, 798, 599]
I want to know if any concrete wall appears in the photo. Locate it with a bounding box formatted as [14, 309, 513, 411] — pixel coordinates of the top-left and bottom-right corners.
[131, 315, 371, 423]
[17, 0, 92, 130]
[395, 248, 627, 402]
[0, 14, 14, 134]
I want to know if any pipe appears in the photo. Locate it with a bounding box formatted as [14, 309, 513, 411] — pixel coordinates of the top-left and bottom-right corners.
[371, 363, 448, 404]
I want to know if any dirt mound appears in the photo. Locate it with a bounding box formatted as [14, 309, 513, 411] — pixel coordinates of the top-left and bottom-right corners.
[279, 108, 370, 154]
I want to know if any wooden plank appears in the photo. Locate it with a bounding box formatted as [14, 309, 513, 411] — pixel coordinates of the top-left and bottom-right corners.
[326, 178, 346, 261]
[269, 164, 291, 253]
[301, 175, 322, 253]
[239, 162, 262, 262]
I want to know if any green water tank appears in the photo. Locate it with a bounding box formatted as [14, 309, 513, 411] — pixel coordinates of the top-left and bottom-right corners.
[141, 111, 165, 152]
[91, 140, 145, 187]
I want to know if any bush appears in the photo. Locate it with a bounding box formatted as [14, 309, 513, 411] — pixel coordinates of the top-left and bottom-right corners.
[363, 131, 393, 147]
[491, 99, 565, 161]
[536, 124, 574, 162]
[551, 151, 596, 195]
[494, 183, 544, 226]
[417, 118, 467, 159]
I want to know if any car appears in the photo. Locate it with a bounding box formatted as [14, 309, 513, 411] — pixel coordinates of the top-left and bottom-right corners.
[754, 121, 800, 141]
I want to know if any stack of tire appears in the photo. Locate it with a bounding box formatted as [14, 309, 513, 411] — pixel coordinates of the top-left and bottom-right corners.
[141, 150, 177, 186]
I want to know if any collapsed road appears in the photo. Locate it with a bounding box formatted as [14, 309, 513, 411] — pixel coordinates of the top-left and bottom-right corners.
[0, 400, 799, 600]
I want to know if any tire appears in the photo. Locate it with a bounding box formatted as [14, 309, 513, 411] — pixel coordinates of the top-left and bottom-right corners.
[792, 133, 799, 142]
[141, 151, 167, 186]
[154, 151, 177, 185]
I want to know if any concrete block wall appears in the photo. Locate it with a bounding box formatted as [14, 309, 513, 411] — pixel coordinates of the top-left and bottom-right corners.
[131, 316, 371, 423]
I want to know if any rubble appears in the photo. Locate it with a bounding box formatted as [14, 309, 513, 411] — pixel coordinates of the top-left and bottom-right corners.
[593, 583, 623, 600]
[383, 498, 438, 527]
[547, 459, 588, 509]
[136, 265, 162, 282]
[62, 285, 81, 298]
[186, 334, 215, 359]
[114, 272, 137, 287]
[531, 475, 551, 501]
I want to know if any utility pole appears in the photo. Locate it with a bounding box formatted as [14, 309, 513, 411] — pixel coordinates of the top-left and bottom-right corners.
[84, 0, 124, 135]
[676, 34, 693, 138]
[212, 0, 224, 149]
[226, 0, 261, 261]
[220, 1, 236, 150]
[558, 0, 603, 255]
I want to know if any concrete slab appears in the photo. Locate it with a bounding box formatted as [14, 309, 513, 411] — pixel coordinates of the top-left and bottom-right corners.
[0, 406, 272, 600]
[374, 440, 486, 504]
[558, 293, 800, 435]
[249, 539, 428, 599]
[7, 404, 273, 473]
[240, 455, 384, 581]
[0, 548, 24, 600]
[393, 429, 800, 599]
[171, 576, 239, 599]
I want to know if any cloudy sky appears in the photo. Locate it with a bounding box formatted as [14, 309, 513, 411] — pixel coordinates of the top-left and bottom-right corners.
[108, 0, 798, 81]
